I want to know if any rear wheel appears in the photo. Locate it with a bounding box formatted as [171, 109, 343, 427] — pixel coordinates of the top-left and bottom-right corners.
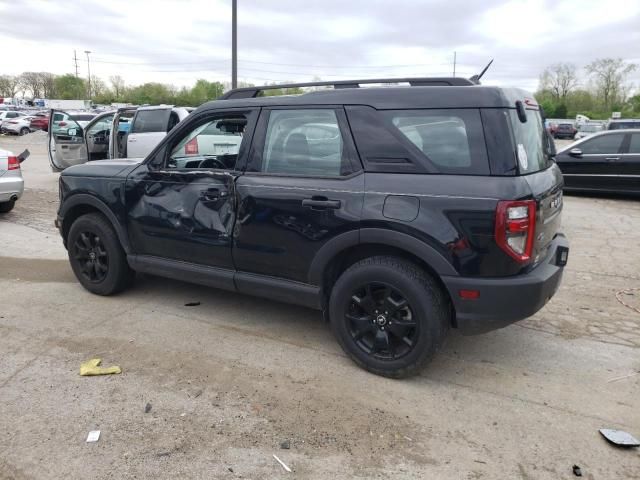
[67, 213, 133, 295]
[329, 256, 449, 378]
[19, 127, 29, 136]
[0, 199, 15, 213]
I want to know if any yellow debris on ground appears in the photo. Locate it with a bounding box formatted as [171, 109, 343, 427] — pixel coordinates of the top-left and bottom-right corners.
[79, 358, 122, 376]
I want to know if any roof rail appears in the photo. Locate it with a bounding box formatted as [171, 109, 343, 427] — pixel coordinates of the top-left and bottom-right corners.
[219, 76, 475, 100]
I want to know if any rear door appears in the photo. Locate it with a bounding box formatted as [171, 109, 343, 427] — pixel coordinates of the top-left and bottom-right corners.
[234, 107, 364, 284]
[613, 132, 640, 193]
[47, 109, 88, 171]
[127, 108, 171, 158]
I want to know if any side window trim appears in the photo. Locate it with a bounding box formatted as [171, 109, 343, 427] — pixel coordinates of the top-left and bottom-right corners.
[246, 106, 362, 178]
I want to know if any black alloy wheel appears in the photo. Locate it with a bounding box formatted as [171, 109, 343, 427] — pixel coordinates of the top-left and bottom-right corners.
[73, 231, 109, 283]
[346, 283, 419, 360]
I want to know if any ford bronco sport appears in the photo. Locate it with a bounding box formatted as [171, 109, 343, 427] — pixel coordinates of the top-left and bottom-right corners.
[55, 77, 569, 378]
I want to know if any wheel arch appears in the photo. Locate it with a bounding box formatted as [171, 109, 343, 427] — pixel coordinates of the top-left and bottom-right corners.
[60, 194, 131, 253]
[310, 228, 458, 325]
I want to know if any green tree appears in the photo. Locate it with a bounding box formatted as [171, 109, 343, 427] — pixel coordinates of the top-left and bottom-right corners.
[586, 58, 637, 111]
[187, 79, 224, 105]
[125, 82, 175, 105]
[54, 74, 86, 99]
[539, 63, 579, 101]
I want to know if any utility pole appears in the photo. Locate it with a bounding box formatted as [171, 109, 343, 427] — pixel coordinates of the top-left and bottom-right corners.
[453, 51, 457, 77]
[231, 0, 237, 89]
[73, 50, 79, 77]
[84, 50, 92, 100]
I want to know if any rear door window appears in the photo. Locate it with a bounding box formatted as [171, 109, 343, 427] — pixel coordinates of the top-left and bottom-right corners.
[131, 109, 171, 133]
[260, 109, 354, 177]
[384, 109, 489, 175]
[580, 134, 625, 154]
[627, 133, 640, 154]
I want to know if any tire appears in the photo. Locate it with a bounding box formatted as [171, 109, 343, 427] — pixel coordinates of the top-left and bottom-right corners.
[19, 127, 29, 136]
[329, 256, 449, 378]
[67, 213, 133, 295]
[0, 199, 15, 213]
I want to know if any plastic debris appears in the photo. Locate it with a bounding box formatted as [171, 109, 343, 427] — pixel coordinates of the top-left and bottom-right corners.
[273, 454, 292, 472]
[86, 430, 100, 443]
[599, 429, 640, 447]
[144, 402, 152, 413]
[280, 440, 290, 449]
[572, 465, 582, 477]
[80, 358, 122, 376]
[184, 302, 201, 307]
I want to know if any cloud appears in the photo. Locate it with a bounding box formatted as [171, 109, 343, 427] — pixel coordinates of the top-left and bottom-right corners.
[0, 0, 637, 93]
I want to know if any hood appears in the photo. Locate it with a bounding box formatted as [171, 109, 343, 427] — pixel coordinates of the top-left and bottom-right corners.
[61, 158, 144, 178]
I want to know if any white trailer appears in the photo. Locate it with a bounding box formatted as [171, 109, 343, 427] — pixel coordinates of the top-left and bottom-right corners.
[45, 99, 91, 110]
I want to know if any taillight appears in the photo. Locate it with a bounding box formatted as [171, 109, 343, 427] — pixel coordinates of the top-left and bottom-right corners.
[184, 137, 198, 155]
[59, 121, 67, 127]
[495, 200, 536, 263]
[8, 155, 20, 170]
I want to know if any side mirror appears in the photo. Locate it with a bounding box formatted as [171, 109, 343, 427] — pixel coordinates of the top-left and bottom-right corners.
[569, 148, 582, 158]
[67, 127, 78, 136]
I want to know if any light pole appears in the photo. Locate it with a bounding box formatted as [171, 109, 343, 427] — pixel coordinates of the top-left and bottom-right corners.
[231, 0, 237, 89]
[84, 50, 92, 100]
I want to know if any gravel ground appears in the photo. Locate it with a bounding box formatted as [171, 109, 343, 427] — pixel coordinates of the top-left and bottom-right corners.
[1, 133, 639, 479]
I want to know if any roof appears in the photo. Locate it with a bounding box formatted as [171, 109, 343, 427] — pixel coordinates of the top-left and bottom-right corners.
[194, 85, 533, 113]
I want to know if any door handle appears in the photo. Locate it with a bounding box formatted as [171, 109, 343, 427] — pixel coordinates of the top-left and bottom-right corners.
[128, 138, 136, 142]
[302, 197, 341, 210]
[200, 188, 227, 201]
[605, 157, 619, 161]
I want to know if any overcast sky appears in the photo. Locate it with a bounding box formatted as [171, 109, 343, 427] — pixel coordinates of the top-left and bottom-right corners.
[1, 0, 639, 92]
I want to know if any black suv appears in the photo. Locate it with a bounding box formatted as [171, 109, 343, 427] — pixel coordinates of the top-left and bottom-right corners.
[55, 77, 569, 378]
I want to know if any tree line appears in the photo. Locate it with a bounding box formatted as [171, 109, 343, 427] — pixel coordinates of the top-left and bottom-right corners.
[0, 72, 303, 107]
[536, 58, 639, 119]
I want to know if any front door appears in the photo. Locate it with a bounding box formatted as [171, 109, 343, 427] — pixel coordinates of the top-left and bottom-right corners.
[125, 108, 258, 269]
[234, 107, 364, 284]
[558, 132, 626, 191]
[47, 109, 88, 171]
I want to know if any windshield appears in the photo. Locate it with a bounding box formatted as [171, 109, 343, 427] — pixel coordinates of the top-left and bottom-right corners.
[508, 109, 550, 174]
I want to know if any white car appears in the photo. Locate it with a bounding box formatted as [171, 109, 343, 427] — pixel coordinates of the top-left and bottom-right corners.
[1, 115, 34, 135]
[0, 111, 27, 130]
[575, 123, 604, 139]
[0, 148, 28, 213]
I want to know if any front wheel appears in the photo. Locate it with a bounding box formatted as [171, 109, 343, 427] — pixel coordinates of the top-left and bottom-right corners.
[67, 213, 134, 295]
[329, 256, 450, 378]
[0, 199, 15, 213]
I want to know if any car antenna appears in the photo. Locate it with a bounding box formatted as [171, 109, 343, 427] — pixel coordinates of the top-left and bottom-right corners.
[469, 59, 494, 85]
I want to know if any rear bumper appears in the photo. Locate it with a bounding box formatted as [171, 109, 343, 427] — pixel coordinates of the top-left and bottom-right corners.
[442, 234, 569, 335]
[0, 175, 24, 202]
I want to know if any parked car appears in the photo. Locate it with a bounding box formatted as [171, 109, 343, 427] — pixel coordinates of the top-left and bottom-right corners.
[555, 129, 640, 195]
[54, 77, 568, 378]
[575, 122, 604, 139]
[50, 111, 96, 134]
[0, 148, 29, 213]
[30, 112, 50, 132]
[606, 118, 640, 130]
[0, 111, 27, 130]
[1, 115, 35, 135]
[553, 123, 576, 139]
[48, 106, 190, 171]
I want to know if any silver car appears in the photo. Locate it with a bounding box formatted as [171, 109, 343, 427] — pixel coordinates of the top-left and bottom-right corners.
[0, 148, 28, 213]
